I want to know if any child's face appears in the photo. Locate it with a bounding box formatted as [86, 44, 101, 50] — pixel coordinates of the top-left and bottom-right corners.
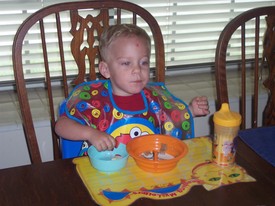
[101, 36, 150, 96]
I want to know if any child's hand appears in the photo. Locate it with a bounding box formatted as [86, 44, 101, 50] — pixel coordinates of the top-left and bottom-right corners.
[55, 116, 116, 151]
[189, 96, 210, 117]
[88, 130, 116, 152]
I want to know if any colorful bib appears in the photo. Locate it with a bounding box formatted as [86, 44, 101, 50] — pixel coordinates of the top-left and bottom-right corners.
[63, 80, 194, 155]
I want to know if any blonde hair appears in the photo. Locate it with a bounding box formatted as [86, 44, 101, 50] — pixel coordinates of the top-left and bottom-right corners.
[99, 24, 151, 61]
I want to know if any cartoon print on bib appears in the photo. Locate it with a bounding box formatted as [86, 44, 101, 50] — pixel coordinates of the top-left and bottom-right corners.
[63, 80, 194, 156]
[107, 117, 156, 145]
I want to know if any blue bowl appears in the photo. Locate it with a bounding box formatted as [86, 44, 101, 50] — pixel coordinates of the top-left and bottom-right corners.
[88, 143, 129, 173]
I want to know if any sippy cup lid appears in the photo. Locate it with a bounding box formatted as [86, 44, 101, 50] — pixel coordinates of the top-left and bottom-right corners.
[213, 103, 242, 127]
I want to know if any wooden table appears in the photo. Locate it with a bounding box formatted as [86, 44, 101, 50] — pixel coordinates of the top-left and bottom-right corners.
[0, 136, 275, 206]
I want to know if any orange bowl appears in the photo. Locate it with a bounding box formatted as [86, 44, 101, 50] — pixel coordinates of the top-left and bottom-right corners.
[126, 134, 188, 173]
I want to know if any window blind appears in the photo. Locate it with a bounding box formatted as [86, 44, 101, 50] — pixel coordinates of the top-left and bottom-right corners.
[0, 0, 274, 82]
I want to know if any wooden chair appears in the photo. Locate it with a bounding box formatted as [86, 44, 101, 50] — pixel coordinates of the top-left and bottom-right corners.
[12, 0, 165, 164]
[215, 6, 275, 130]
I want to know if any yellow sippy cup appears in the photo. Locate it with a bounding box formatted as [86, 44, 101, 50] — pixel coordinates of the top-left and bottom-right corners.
[212, 103, 242, 167]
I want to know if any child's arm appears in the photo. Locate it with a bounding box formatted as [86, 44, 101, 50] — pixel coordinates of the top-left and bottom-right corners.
[55, 116, 116, 151]
[189, 96, 210, 117]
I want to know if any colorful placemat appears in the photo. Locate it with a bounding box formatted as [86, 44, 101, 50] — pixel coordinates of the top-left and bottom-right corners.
[73, 137, 255, 206]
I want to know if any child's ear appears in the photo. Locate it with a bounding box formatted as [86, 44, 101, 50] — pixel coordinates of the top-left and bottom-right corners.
[99, 61, 110, 79]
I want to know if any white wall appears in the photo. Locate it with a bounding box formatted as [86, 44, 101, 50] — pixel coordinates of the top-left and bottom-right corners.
[0, 121, 54, 168]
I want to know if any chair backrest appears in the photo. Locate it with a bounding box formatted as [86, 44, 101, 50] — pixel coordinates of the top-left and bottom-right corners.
[215, 6, 275, 130]
[12, 0, 165, 164]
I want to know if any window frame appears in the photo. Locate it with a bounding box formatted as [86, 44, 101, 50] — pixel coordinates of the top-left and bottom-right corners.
[0, 0, 274, 86]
